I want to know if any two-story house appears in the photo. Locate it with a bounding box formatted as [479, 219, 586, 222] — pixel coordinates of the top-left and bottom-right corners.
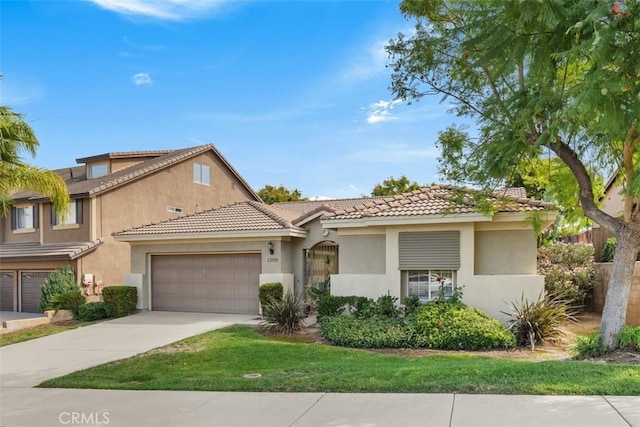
[0, 144, 260, 312]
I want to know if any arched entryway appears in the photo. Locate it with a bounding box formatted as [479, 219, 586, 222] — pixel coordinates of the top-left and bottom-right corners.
[304, 241, 339, 289]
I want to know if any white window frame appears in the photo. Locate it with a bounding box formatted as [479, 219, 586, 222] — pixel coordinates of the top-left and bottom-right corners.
[193, 163, 211, 186]
[406, 270, 456, 302]
[15, 205, 34, 230]
[89, 162, 109, 179]
[167, 206, 183, 213]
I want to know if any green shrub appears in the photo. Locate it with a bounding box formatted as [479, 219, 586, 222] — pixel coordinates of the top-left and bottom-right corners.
[403, 296, 422, 317]
[618, 325, 640, 350]
[259, 282, 283, 309]
[77, 302, 110, 321]
[413, 302, 516, 350]
[306, 278, 330, 302]
[260, 290, 306, 333]
[102, 286, 137, 318]
[39, 265, 79, 312]
[600, 237, 640, 262]
[374, 293, 401, 318]
[537, 243, 596, 310]
[319, 316, 414, 348]
[316, 295, 373, 318]
[503, 293, 576, 351]
[50, 290, 86, 317]
[573, 333, 606, 358]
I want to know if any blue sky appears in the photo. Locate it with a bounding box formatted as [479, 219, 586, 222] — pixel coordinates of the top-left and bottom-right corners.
[2, 0, 466, 199]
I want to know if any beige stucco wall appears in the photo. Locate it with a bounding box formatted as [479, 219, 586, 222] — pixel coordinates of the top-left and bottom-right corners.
[0, 203, 41, 244]
[42, 200, 91, 244]
[82, 151, 256, 286]
[290, 218, 340, 295]
[601, 181, 624, 219]
[474, 229, 537, 275]
[338, 234, 386, 274]
[330, 220, 545, 322]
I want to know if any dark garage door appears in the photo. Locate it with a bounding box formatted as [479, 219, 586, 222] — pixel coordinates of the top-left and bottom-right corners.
[20, 271, 52, 313]
[1, 272, 15, 311]
[151, 254, 261, 314]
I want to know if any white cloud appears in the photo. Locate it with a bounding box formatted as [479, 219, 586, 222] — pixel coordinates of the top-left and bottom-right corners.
[132, 72, 153, 86]
[366, 98, 403, 124]
[341, 38, 389, 82]
[308, 196, 333, 201]
[90, 0, 228, 21]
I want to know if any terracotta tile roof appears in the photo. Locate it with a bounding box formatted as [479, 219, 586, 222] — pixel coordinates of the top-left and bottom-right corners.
[0, 239, 104, 261]
[494, 187, 528, 199]
[113, 201, 305, 237]
[274, 197, 387, 215]
[11, 144, 260, 202]
[324, 185, 554, 220]
[75, 150, 173, 163]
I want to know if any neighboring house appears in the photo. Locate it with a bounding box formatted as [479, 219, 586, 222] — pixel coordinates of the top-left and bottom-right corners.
[114, 185, 555, 321]
[0, 144, 260, 312]
[592, 173, 623, 261]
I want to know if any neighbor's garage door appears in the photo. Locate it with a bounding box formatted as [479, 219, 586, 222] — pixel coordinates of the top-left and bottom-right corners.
[151, 254, 261, 314]
[20, 271, 52, 313]
[1, 272, 15, 311]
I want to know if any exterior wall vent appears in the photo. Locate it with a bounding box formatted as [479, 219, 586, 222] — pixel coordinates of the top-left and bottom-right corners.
[167, 206, 183, 213]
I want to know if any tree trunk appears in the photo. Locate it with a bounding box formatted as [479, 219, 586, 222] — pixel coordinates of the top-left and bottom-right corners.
[600, 228, 640, 348]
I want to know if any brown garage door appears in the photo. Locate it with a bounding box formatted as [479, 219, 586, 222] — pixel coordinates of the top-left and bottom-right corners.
[20, 271, 52, 313]
[1, 272, 15, 311]
[151, 254, 261, 314]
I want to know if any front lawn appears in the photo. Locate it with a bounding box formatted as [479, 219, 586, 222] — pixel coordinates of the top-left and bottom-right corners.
[40, 326, 640, 395]
[0, 321, 94, 347]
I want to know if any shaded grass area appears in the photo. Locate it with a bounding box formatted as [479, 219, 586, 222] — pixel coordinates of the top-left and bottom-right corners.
[40, 326, 640, 395]
[0, 321, 94, 347]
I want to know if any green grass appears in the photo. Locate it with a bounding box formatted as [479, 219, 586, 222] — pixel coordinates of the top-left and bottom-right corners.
[0, 321, 94, 347]
[40, 326, 640, 395]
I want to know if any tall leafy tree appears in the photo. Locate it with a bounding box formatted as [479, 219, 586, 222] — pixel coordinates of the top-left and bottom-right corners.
[0, 106, 69, 215]
[371, 175, 422, 196]
[387, 0, 640, 348]
[257, 184, 306, 204]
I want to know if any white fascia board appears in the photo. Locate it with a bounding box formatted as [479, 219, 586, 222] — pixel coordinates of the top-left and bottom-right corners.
[294, 210, 331, 227]
[321, 213, 491, 229]
[113, 228, 307, 243]
[492, 211, 557, 223]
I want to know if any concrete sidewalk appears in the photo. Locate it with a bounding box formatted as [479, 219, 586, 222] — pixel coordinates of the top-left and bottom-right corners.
[0, 311, 259, 388]
[1, 388, 638, 427]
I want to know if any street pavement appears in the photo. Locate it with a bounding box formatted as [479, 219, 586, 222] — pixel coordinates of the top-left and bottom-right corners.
[0, 311, 638, 426]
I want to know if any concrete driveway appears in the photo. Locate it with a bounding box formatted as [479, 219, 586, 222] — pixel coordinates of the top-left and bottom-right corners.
[0, 311, 259, 388]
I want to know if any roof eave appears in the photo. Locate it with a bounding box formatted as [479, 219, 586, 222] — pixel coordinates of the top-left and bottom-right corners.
[321, 213, 492, 228]
[114, 228, 307, 242]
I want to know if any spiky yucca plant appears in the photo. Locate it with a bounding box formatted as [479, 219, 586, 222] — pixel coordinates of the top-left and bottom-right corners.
[260, 290, 306, 334]
[503, 293, 576, 351]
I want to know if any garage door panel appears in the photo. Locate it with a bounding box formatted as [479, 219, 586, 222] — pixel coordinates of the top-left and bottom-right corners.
[20, 271, 52, 313]
[151, 254, 261, 314]
[1, 272, 15, 311]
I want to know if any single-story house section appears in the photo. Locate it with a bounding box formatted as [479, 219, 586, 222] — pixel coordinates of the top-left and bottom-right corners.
[113, 186, 555, 321]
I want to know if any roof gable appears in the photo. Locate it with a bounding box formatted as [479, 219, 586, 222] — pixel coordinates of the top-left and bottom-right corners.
[113, 200, 305, 239]
[11, 144, 260, 202]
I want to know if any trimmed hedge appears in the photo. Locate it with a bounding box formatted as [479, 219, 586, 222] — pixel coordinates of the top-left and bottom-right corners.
[259, 282, 283, 308]
[413, 302, 516, 350]
[318, 298, 516, 350]
[50, 290, 86, 318]
[102, 286, 137, 318]
[316, 295, 372, 318]
[77, 302, 110, 321]
[320, 316, 413, 348]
